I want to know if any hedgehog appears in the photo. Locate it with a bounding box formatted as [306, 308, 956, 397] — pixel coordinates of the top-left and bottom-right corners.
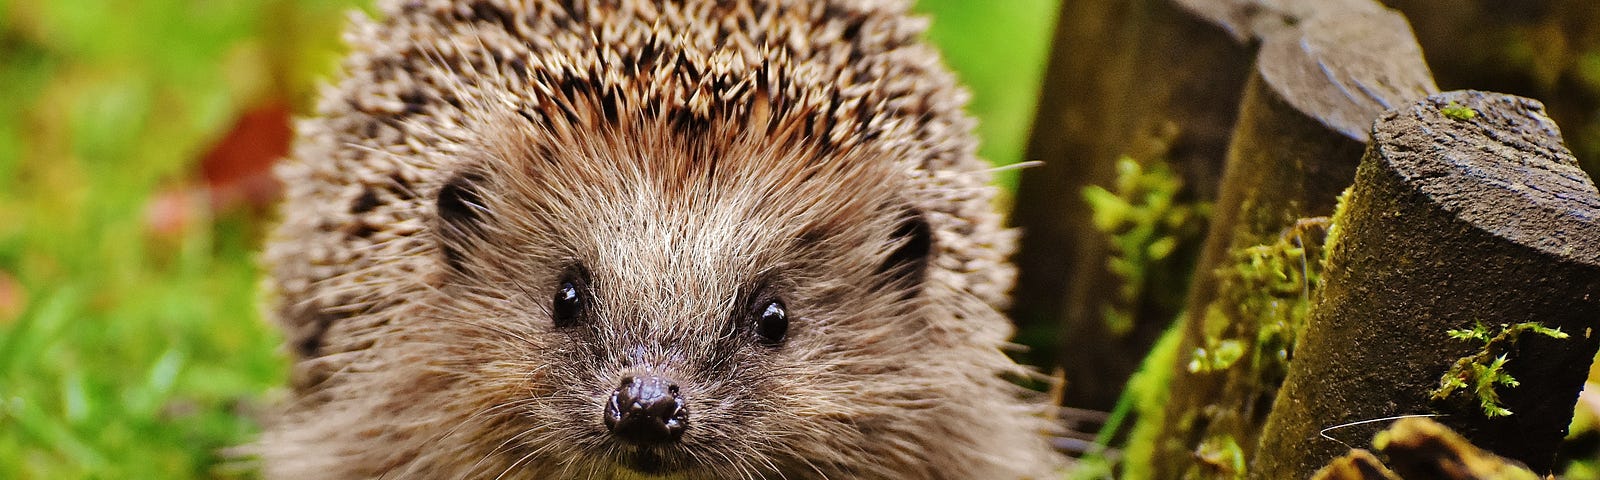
[258, 0, 1063, 478]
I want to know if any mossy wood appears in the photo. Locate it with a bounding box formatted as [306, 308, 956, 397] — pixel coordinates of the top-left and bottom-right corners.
[1252, 91, 1600, 477]
[1133, 2, 1437, 477]
[1009, 0, 1251, 410]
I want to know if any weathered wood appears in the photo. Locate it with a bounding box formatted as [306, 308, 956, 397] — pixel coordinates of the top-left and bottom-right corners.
[1008, 0, 1251, 410]
[1174, 0, 1386, 46]
[1132, 5, 1436, 477]
[1380, 0, 1600, 178]
[1252, 91, 1600, 477]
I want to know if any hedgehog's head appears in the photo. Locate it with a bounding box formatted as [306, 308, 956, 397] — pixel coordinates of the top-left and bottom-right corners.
[415, 105, 968, 477]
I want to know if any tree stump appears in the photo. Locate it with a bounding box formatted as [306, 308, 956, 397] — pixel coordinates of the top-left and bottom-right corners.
[1252, 91, 1600, 477]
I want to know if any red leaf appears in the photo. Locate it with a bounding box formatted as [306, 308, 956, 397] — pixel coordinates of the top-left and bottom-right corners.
[197, 99, 292, 211]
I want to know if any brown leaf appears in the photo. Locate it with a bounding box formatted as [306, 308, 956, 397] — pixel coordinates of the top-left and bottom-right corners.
[197, 99, 291, 211]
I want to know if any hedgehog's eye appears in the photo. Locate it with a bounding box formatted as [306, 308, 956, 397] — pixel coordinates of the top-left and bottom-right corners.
[755, 300, 788, 345]
[552, 280, 583, 327]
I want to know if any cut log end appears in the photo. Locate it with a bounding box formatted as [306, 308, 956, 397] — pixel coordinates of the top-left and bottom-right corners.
[1375, 90, 1600, 266]
[1256, 8, 1438, 142]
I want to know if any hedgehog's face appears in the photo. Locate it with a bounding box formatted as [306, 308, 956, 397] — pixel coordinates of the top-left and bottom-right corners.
[424, 138, 938, 478]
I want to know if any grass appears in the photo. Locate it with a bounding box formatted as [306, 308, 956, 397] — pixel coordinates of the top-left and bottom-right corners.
[0, 0, 367, 477]
[0, 0, 1059, 477]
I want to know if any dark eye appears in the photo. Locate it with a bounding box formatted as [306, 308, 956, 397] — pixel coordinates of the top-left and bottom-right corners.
[755, 300, 788, 344]
[552, 280, 583, 327]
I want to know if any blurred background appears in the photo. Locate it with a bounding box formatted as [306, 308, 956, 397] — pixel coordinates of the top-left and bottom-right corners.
[0, 0, 1059, 477]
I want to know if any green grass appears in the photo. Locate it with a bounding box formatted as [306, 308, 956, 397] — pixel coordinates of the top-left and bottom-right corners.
[0, 1, 1058, 477]
[0, 0, 365, 477]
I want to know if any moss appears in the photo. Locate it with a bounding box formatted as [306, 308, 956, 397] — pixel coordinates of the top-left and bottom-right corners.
[1323, 187, 1353, 270]
[1441, 101, 1479, 121]
[1138, 215, 1333, 476]
[1189, 305, 1242, 372]
[1431, 321, 1571, 418]
[1082, 155, 1209, 335]
[1189, 434, 1246, 479]
[1189, 338, 1246, 373]
[1187, 217, 1330, 382]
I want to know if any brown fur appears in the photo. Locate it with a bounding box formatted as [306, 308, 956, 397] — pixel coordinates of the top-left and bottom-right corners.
[260, 0, 1062, 478]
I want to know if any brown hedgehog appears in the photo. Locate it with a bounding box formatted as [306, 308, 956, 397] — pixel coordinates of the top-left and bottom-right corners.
[259, 0, 1063, 478]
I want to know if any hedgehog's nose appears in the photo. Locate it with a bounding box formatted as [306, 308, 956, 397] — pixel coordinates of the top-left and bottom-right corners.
[604, 375, 687, 445]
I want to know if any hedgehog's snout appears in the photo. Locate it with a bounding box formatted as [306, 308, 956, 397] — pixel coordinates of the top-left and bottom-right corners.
[603, 375, 688, 445]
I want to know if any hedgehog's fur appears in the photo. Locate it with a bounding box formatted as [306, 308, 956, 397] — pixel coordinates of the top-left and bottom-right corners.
[260, 0, 1062, 478]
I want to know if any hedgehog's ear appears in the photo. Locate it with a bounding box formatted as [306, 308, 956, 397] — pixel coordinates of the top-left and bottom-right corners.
[877, 207, 933, 296]
[435, 169, 491, 272]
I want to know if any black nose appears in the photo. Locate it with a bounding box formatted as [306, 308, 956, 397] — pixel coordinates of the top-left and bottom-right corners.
[603, 375, 688, 445]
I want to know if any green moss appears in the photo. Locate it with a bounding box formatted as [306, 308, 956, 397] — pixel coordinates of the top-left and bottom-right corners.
[1431, 321, 1570, 418]
[1128, 216, 1330, 478]
[1083, 156, 1209, 335]
[1189, 339, 1246, 373]
[1187, 218, 1329, 381]
[1189, 435, 1246, 479]
[1323, 187, 1353, 269]
[1189, 304, 1244, 372]
[1441, 101, 1479, 121]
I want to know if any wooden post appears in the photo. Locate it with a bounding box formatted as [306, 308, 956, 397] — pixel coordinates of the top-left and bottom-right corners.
[1008, 0, 1252, 410]
[1132, 5, 1436, 477]
[1252, 91, 1600, 477]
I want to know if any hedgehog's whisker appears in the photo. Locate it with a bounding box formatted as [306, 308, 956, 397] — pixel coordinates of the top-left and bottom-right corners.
[985, 160, 1044, 173]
